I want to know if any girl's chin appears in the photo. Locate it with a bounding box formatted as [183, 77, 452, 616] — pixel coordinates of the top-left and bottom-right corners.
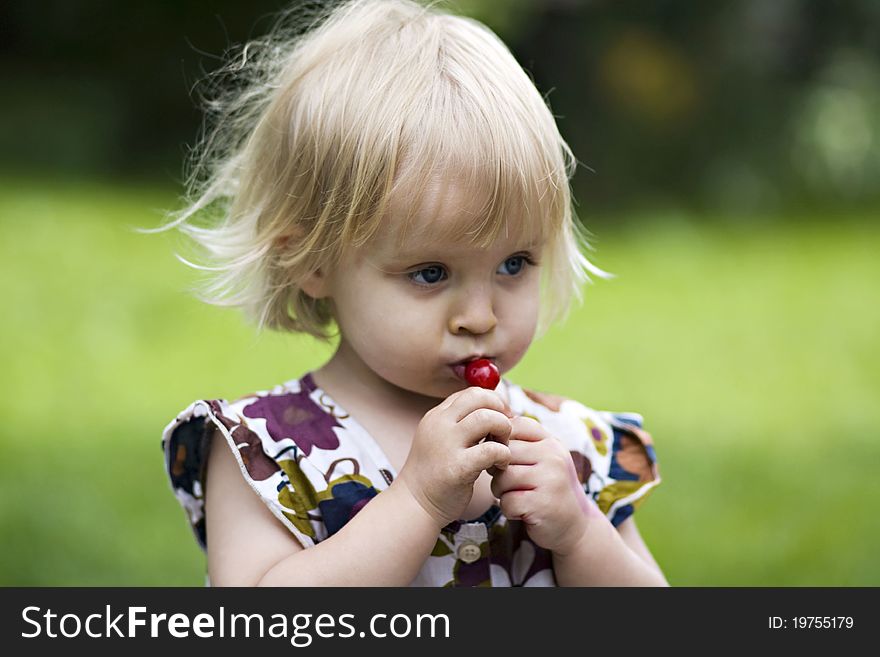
[382, 374, 456, 401]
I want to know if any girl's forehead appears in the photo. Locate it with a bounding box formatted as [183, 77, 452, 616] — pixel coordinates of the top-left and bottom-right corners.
[373, 175, 543, 258]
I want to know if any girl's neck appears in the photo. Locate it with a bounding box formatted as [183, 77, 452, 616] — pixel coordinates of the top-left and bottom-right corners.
[312, 338, 440, 421]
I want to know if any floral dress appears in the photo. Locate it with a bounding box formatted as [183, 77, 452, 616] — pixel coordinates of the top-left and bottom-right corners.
[161, 372, 661, 587]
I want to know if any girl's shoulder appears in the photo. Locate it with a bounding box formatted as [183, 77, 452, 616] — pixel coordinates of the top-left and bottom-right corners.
[160, 371, 391, 553]
[504, 379, 662, 528]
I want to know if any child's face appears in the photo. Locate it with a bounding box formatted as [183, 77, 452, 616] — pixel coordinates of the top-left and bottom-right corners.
[314, 179, 544, 400]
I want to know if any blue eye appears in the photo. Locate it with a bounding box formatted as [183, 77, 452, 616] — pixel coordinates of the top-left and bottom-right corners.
[406, 254, 536, 288]
[499, 255, 526, 276]
[408, 265, 447, 286]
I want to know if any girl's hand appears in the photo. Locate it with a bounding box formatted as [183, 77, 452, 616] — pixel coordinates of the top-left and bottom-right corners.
[489, 416, 598, 554]
[396, 387, 514, 528]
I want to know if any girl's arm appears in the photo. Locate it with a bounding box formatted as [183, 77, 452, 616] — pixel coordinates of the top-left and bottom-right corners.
[616, 517, 666, 576]
[204, 429, 442, 586]
[551, 513, 669, 587]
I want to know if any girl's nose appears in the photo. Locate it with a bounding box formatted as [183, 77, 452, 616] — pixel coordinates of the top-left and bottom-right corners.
[448, 285, 497, 335]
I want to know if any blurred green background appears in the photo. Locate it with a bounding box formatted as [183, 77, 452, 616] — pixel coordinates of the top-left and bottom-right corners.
[1, 0, 878, 585]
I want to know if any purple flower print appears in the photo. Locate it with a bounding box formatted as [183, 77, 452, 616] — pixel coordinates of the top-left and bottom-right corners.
[570, 451, 593, 485]
[494, 520, 553, 585]
[242, 391, 341, 456]
[454, 554, 491, 587]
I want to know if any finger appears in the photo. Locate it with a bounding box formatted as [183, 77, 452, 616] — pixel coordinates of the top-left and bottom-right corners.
[449, 387, 515, 422]
[458, 408, 512, 447]
[467, 440, 511, 476]
[498, 489, 532, 522]
[489, 464, 535, 498]
[508, 416, 555, 443]
[434, 386, 471, 414]
[506, 438, 542, 465]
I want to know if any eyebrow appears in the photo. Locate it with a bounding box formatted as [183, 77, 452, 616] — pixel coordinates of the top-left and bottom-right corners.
[390, 239, 545, 261]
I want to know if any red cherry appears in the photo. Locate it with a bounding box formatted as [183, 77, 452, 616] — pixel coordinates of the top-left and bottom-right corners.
[464, 358, 500, 389]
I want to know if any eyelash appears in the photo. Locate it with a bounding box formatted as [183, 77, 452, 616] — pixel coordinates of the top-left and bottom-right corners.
[406, 253, 539, 288]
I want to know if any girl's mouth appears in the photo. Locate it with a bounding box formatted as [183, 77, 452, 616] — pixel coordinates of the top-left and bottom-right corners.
[450, 357, 497, 383]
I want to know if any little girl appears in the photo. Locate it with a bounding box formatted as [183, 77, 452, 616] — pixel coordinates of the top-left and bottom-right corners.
[159, 0, 667, 586]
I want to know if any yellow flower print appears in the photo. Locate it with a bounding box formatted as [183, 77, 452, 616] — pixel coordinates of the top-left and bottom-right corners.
[277, 458, 320, 539]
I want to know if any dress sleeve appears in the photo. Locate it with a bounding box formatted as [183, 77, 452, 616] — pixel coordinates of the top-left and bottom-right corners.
[160, 398, 320, 552]
[589, 411, 661, 527]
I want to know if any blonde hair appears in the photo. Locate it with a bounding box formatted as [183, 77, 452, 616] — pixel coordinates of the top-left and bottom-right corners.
[148, 0, 610, 343]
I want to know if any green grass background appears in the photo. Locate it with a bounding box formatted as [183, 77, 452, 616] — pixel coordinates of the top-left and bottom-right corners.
[1, 175, 878, 585]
